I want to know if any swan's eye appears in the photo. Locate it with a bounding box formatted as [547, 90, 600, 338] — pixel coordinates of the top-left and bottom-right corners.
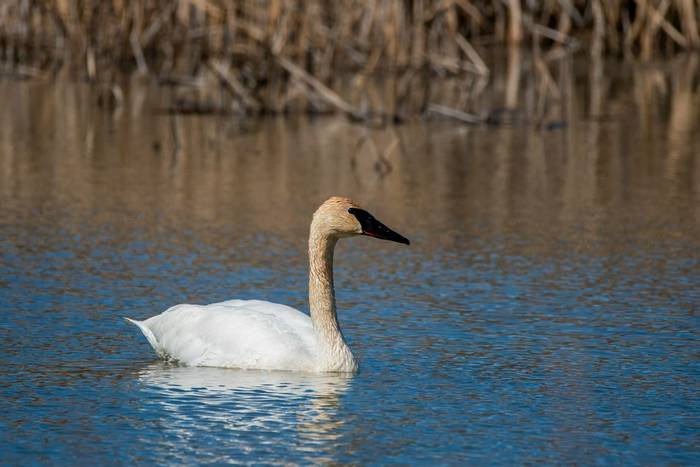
[348, 207, 370, 220]
[348, 207, 373, 225]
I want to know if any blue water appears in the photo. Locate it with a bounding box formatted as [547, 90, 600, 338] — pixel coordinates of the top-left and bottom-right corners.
[1, 75, 699, 464]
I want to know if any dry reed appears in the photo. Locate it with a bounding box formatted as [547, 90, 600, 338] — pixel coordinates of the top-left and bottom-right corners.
[1, 1, 699, 119]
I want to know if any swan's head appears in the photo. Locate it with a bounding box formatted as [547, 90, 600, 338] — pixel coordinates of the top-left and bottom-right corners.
[312, 197, 410, 245]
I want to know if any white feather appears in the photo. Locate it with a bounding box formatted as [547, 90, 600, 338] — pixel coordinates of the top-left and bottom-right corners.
[127, 300, 320, 371]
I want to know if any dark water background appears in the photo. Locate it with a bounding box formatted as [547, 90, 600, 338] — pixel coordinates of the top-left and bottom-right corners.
[1, 55, 699, 464]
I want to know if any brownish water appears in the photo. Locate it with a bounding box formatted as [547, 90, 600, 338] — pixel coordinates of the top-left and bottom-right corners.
[1, 55, 699, 464]
[2, 56, 698, 246]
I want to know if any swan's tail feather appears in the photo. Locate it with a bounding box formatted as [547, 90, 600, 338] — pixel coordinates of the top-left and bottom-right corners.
[124, 317, 160, 353]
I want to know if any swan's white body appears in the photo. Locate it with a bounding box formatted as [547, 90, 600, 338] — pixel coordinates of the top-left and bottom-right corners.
[126, 299, 353, 372]
[126, 197, 408, 373]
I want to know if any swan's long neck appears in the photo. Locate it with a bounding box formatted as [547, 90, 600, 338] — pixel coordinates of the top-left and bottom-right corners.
[308, 227, 355, 371]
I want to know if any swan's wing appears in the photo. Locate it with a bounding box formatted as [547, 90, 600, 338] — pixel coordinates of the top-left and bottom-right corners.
[139, 300, 318, 370]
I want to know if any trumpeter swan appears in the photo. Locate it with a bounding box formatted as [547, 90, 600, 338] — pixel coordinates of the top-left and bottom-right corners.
[126, 197, 409, 373]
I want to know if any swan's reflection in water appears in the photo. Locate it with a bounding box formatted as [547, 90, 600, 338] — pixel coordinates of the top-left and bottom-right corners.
[137, 363, 352, 463]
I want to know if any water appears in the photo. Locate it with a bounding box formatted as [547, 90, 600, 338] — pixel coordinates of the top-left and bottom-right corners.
[1, 57, 699, 464]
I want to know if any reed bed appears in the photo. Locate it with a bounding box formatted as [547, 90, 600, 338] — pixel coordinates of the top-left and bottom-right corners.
[1, 1, 699, 119]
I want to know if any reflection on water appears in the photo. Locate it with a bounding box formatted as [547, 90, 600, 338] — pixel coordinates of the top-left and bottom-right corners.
[137, 365, 350, 464]
[0, 54, 699, 464]
[0, 57, 698, 248]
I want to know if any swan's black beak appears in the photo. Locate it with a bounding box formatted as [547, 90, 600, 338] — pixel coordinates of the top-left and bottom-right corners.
[348, 208, 410, 245]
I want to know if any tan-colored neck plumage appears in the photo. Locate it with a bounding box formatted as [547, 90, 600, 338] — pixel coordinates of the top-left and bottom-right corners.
[308, 217, 356, 372]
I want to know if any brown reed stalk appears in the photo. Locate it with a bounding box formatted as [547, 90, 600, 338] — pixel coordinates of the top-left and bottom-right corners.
[1, 1, 698, 118]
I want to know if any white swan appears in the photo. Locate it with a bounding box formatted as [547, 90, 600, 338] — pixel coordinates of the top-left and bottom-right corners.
[126, 196, 409, 373]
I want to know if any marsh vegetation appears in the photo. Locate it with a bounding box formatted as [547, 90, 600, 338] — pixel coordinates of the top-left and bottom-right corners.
[2, 1, 699, 120]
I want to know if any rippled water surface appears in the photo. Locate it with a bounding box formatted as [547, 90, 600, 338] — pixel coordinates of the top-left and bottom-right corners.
[1, 59, 699, 464]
